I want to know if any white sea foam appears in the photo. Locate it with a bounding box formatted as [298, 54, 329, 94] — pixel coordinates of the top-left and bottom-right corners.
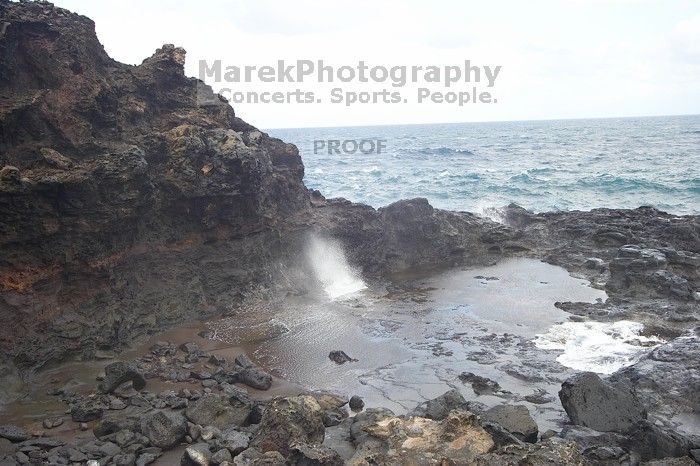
[534, 320, 664, 374]
[306, 234, 366, 300]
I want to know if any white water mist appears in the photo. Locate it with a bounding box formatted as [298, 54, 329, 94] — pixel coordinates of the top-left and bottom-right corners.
[306, 234, 366, 300]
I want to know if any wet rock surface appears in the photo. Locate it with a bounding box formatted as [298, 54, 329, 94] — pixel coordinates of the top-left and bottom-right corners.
[559, 372, 647, 433]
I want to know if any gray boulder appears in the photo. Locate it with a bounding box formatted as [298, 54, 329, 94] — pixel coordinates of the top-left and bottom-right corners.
[407, 389, 471, 420]
[482, 404, 538, 443]
[559, 372, 646, 432]
[185, 394, 251, 430]
[251, 395, 325, 457]
[100, 361, 146, 393]
[0, 425, 29, 442]
[239, 368, 272, 391]
[141, 410, 187, 449]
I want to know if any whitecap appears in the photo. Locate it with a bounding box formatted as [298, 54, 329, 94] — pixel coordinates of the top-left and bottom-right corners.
[533, 320, 664, 374]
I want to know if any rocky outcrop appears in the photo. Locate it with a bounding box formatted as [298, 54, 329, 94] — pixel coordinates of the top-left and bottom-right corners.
[1, 1, 698, 379]
[559, 372, 646, 433]
[0, 1, 514, 373]
[610, 329, 700, 421]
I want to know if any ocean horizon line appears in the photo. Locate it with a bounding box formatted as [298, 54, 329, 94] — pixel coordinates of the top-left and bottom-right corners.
[265, 112, 700, 131]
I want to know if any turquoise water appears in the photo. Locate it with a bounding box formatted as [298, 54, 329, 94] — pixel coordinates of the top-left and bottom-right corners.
[269, 115, 700, 215]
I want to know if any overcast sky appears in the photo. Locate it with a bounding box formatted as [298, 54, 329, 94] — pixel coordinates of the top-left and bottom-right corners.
[54, 0, 700, 129]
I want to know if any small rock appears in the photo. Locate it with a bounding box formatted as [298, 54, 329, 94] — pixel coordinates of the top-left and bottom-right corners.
[238, 368, 272, 391]
[42, 418, 64, 429]
[70, 400, 105, 422]
[0, 166, 20, 184]
[208, 355, 226, 366]
[180, 342, 201, 355]
[181, 443, 211, 466]
[408, 389, 471, 420]
[349, 395, 364, 411]
[328, 350, 357, 364]
[234, 354, 255, 369]
[136, 452, 160, 466]
[251, 396, 325, 457]
[458, 372, 501, 395]
[212, 448, 232, 464]
[201, 379, 218, 389]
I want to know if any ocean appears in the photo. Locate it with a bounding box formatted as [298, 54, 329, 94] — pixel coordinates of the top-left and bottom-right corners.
[269, 115, 700, 216]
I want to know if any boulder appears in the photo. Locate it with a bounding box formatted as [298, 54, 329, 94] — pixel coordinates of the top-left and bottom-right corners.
[349, 408, 396, 446]
[185, 394, 251, 430]
[181, 443, 211, 466]
[348, 410, 494, 465]
[100, 361, 147, 393]
[348, 395, 364, 411]
[251, 396, 325, 457]
[70, 399, 105, 422]
[559, 372, 646, 432]
[0, 425, 29, 442]
[482, 404, 538, 443]
[624, 420, 693, 461]
[408, 389, 471, 420]
[0, 166, 20, 184]
[141, 410, 187, 449]
[239, 367, 272, 391]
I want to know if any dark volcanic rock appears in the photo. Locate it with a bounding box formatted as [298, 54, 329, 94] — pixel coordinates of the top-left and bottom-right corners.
[328, 350, 356, 364]
[251, 395, 325, 457]
[459, 371, 501, 395]
[239, 367, 272, 391]
[100, 361, 146, 393]
[0, 0, 309, 370]
[185, 393, 250, 430]
[610, 330, 700, 421]
[407, 389, 472, 420]
[141, 410, 187, 450]
[0, 425, 28, 442]
[70, 398, 105, 422]
[482, 404, 538, 443]
[559, 372, 646, 432]
[0, 0, 511, 374]
[607, 245, 692, 298]
[348, 395, 364, 411]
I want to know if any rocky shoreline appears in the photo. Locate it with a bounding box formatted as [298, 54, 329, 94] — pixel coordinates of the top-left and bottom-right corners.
[1, 1, 699, 465]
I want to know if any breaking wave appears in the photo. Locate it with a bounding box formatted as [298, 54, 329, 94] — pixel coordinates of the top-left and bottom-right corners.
[534, 320, 664, 374]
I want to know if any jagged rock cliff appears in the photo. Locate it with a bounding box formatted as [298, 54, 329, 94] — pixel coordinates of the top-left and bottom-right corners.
[0, 1, 508, 369]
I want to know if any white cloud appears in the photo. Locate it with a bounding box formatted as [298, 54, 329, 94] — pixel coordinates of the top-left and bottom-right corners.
[54, 0, 700, 128]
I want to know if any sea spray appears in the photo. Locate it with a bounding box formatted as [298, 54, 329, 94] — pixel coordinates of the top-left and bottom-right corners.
[534, 320, 664, 374]
[306, 234, 367, 300]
